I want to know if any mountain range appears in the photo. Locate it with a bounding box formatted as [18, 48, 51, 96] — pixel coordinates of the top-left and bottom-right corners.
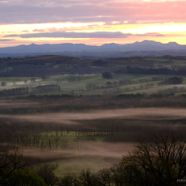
[0, 40, 186, 57]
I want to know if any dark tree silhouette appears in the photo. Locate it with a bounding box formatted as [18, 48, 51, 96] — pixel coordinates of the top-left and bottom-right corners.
[0, 146, 26, 185]
[102, 72, 113, 79]
[118, 133, 186, 186]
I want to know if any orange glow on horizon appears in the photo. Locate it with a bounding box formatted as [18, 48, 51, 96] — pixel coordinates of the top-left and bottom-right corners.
[1, 22, 186, 47]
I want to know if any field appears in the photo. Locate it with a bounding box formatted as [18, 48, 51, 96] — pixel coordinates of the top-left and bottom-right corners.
[1, 73, 186, 96]
[1, 105, 186, 176]
[1, 55, 186, 97]
[1, 56, 186, 184]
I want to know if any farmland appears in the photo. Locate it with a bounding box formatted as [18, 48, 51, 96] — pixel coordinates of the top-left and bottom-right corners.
[1, 73, 186, 96]
[1, 55, 186, 185]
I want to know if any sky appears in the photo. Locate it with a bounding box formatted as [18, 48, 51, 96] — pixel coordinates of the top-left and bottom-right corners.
[1, 0, 186, 47]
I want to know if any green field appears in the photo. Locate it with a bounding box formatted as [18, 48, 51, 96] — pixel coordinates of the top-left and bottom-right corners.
[1, 55, 186, 96]
[1, 74, 186, 96]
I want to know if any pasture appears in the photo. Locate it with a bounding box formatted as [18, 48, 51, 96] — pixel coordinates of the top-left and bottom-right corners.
[0, 73, 186, 96]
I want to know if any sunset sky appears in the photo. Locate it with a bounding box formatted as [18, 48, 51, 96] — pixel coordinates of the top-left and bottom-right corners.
[1, 0, 186, 47]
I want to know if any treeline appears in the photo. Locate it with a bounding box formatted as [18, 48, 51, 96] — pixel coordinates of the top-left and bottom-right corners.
[0, 130, 114, 150]
[31, 85, 61, 94]
[86, 81, 155, 92]
[0, 87, 29, 96]
[159, 76, 183, 85]
[1, 113, 186, 149]
[2, 55, 186, 77]
[0, 56, 104, 77]
[85, 76, 175, 92]
[0, 84, 61, 97]
[116, 66, 186, 75]
[86, 79, 136, 91]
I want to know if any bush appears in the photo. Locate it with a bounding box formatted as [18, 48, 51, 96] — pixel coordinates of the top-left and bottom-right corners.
[102, 72, 113, 79]
[1, 82, 6, 86]
[4, 169, 47, 186]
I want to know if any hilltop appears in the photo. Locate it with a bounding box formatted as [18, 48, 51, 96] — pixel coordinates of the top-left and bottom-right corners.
[1, 40, 186, 58]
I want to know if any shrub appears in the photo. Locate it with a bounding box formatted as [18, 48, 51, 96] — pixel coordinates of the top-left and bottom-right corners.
[102, 72, 113, 79]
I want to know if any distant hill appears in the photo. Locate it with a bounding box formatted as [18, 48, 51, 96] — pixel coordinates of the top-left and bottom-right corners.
[1, 40, 186, 57]
[1, 54, 186, 77]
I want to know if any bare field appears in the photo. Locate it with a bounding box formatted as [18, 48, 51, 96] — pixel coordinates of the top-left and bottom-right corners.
[1, 108, 186, 124]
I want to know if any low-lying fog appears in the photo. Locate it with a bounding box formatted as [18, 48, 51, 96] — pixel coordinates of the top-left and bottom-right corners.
[1, 108, 186, 124]
[2, 108, 186, 175]
[23, 142, 134, 160]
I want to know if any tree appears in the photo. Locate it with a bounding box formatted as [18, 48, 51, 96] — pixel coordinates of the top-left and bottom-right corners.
[33, 164, 58, 186]
[61, 72, 65, 76]
[118, 133, 186, 186]
[0, 146, 26, 185]
[79, 169, 99, 186]
[1, 82, 6, 87]
[3, 169, 47, 186]
[59, 175, 80, 186]
[102, 72, 113, 79]
[97, 168, 112, 186]
[30, 78, 36, 83]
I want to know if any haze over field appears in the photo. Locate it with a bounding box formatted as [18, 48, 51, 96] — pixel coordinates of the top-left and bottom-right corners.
[3, 107, 186, 176]
[2, 108, 186, 124]
[22, 141, 134, 176]
[22, 142, 134, 159]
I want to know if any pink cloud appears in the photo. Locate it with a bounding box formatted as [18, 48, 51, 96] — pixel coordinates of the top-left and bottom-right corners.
[115, 1, 186, 23]
[1, 1, 186, 24]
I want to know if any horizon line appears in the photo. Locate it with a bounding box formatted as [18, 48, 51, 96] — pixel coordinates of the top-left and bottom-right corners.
[0, 40, 183, 49]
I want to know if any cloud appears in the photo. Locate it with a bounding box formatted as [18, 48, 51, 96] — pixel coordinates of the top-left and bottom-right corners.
[155, 34, 165, 37]
[4, 31, 132, 38]
[22, 30, 30, 33]
[0, 39, 14, 41]
[4, 31, 167, 39]
[33, 29, 46, 32]
[1, 0, 185, 7]
[1, 1, 186, 24]
[136, 33, 165, 37]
